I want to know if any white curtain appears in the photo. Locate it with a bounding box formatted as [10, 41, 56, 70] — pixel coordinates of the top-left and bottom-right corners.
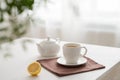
[28, 0, 120, 47]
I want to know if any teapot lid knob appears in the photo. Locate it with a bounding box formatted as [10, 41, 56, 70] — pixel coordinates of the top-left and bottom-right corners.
[47, 37, 50, 41]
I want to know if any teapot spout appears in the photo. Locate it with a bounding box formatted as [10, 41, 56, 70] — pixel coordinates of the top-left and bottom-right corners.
[36, 43, 43, 53]
[36, 43, 41, 48]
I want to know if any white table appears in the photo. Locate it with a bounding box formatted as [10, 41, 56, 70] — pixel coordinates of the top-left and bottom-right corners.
[0, 38, 120, 80]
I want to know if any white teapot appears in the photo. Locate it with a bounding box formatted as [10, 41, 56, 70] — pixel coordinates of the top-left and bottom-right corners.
[37, 37, 60, 57]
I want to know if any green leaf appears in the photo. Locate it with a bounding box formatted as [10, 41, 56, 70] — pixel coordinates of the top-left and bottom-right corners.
[0, 28, 8, 31]
[0, 0, 34, 16]
[4, 53, 12, 58]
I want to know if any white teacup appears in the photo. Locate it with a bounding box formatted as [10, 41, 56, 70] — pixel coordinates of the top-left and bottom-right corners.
[63, 43, 87, 64]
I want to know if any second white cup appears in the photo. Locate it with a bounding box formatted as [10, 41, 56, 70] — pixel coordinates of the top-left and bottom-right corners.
[63, 43, 87, 64]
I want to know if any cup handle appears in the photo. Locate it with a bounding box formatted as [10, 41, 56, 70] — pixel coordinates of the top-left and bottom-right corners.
[81, 47, 87, 56]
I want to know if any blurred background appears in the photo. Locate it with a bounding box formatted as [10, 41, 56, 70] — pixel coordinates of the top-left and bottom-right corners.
[1, 0, 120, 47]
[26, 0, 120, 47]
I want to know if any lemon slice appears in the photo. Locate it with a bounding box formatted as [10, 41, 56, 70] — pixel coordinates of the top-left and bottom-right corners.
[27, 62, 41, 76]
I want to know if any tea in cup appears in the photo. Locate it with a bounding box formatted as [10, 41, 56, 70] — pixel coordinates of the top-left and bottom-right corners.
[63, 43, 87, 64]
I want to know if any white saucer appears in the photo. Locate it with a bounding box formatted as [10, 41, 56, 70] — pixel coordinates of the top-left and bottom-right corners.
[57, 57, 87, 67]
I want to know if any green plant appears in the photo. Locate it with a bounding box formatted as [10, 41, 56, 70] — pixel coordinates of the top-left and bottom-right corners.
[0, 0, 34, 22]
[0, 0, 48, 57]
[0, 0, 34, 44]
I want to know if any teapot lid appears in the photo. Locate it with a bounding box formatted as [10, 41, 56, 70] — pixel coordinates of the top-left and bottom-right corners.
[40, 37, 56, 45]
